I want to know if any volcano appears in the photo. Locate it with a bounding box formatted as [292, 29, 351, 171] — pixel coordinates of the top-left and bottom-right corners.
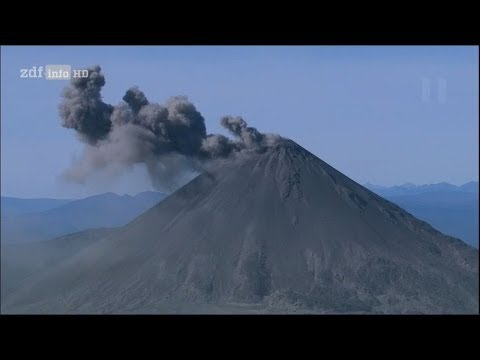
[2, 140, 478, 314]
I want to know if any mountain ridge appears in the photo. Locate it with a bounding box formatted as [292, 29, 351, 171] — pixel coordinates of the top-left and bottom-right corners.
[365, 181, 478, 197]
[1, 191, 168, 243]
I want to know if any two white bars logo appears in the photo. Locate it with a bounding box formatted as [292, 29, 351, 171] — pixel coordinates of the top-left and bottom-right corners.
[20, 65, 89, 80]
[421, 77, 447, 103]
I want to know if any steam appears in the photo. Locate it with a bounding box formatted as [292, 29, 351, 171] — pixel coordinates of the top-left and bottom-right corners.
[59, 66, 280, 191]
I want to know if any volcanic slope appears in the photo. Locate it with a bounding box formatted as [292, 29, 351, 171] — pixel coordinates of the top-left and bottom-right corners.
[2, 140, 478, 313]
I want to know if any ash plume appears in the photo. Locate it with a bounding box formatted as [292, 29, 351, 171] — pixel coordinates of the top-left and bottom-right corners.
[59, 66, 281, 190]
[59, 66, 113, 145]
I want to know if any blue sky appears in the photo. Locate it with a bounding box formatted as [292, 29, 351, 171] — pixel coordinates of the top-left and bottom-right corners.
[1, 46, 478, 198]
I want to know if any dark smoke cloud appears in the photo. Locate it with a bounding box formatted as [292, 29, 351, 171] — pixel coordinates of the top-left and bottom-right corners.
[221, 116, 273, 150]
[59, 65, 281, 190]
[123, 86, 148, 113]
[59, 65, 113, 145]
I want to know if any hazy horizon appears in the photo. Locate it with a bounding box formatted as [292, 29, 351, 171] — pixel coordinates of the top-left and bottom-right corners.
[1, 46, 478, 198]
[1, 180, 478, 200]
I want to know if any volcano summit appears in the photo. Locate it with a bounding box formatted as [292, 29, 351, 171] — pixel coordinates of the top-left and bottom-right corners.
[2, 139, 478, 314]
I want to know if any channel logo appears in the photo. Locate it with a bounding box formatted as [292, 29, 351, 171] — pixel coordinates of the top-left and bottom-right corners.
[20, 65, 89, 80]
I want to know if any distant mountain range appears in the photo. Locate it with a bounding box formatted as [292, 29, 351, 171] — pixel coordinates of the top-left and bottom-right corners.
[364, 181, 478, 248]
[1, 191, 167, 244]
[364, 181, 478, 197]
[1, 197, 73, 217]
